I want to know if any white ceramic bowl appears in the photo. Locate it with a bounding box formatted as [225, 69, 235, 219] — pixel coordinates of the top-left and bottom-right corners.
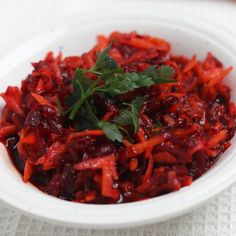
[0, 6, 236, 229]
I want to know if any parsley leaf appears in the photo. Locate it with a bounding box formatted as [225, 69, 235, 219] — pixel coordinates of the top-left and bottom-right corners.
[92, 44, 112, 71]
[114, 96, 147, 133]
[125, 96, 147, 133]
[73, 99, 100, 131]
[114, 109, 133, 126]
[72, 68, 94, 95]
[156, 65, 175, 80]
[130, 96, 148, 111]
[142, 65, 175, 84]
[68, 71, 100, 120]
[100, 73, 154, 96]
[98, 121, 123, 142]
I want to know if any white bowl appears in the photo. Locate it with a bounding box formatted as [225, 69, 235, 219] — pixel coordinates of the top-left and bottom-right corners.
[0, 6, 236, 229]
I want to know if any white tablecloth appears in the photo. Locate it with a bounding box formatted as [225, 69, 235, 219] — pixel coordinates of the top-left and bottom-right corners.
[0, 0, 236, 235]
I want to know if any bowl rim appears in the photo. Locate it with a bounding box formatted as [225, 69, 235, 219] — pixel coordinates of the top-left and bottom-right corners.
[0, 5, 236, 229]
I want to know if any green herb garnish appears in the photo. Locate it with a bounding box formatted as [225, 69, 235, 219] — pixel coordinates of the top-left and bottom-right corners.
[65, 44, 175, 142]
[114, 96, 147, 133]
[98, 121, 123, 142]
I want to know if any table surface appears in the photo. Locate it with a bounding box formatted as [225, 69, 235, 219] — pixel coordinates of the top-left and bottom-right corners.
[0, 0, 236, 235]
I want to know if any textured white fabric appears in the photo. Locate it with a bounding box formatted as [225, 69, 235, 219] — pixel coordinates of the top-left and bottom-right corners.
[0, 0, 236, 235]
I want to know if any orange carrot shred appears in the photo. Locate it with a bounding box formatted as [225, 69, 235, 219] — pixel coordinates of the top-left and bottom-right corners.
[31, 92, 51, 106]
[123, 134, 164, 159]
[0, 124, 17, 139]
[207, 130, 228, 148]
[183, 55, 198, 73]
[129, 158, 138, 171]
[23, 160, 34, 182]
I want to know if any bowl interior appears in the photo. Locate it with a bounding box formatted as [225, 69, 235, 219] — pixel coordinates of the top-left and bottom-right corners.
[0, 9, 236, 228]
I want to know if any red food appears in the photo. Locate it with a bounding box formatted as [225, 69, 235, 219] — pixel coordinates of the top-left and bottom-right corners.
[74, 154, 118, 199]
[0, 87, 24, 116]
[1, 31, 236, 204]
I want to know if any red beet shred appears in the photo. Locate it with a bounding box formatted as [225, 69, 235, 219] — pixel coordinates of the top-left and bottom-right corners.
[0, 31, 236, 204]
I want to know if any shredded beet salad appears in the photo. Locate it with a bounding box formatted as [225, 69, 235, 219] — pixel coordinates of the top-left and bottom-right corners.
[0, 31, 236, 204]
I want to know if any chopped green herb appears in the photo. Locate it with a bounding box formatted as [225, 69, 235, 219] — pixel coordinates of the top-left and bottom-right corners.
[115, 96, 147, 133]
[155, 65, 175, 81]
[114, 109, 133, 127]
[74, 100, 99, 130]
[142, 65, 175, 84]
[64, 44, 176, 142]
[68, 76, 100, 120]
[92, 44, 112, 71]
[98, 121, 123, 142]
[99, 73, 154, 96]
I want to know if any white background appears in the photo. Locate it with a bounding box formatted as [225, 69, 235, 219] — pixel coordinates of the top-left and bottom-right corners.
[0, 0, 236, 235]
